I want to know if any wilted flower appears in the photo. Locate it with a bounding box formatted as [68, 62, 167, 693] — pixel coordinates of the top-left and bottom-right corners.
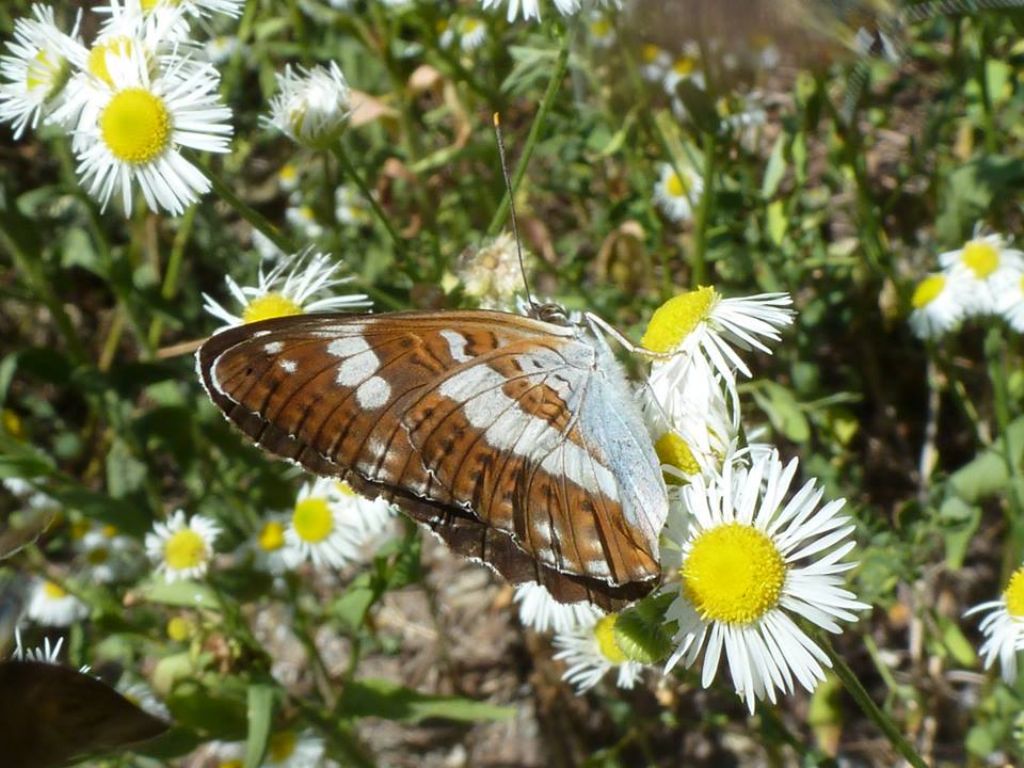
[267, 61, 352, 149]
[553, 613, 645, 693]
[458, 232, 530, 309]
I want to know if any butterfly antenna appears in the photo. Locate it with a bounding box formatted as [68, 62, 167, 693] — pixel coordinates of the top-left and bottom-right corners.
[493, 112, 535, 311]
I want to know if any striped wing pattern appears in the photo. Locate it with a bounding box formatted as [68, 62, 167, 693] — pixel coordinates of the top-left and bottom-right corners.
[197, 310, 666, 608]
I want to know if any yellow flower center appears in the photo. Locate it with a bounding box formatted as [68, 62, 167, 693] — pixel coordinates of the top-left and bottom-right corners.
[641, 43, 662, 64]
[167, 615, 191, 642]
[102, 524, 119, 538]
[292, 497, 334, 544]
[1, 409, 24, 440]
[219, 761, 243, 768]
[279, 163, 298, 183]
[664, 170, 689, 199]
[164, 528, 209, 572]
[242, 293, 304, 324]
[459, 18, 482, 34]
[590, 18, 612, 37]
[655, 432, 699, 479]
[641, 286, 717, 353]
[911, 275, 946, 309]
[268, 730, 298, 761]
[99, 88, 172, 165]
[962, 239, 999, 279]
[141, 0, 179, 9]
[42, 580, 67, 599]
[70, 519, 90, 541]
[1004, 568, 1024, 618]
[86, 546, 110, 565]
[681, 522, 787, 624]
[672, 56, 697, 76]
[87, 37, 133, 86]
[26, 48, 69, 98]
[593, 614, 627, 664]
[258, 520, 286, 552]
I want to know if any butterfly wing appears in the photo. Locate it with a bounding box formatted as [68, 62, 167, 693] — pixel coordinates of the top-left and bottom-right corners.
[197, 310, 666, 607]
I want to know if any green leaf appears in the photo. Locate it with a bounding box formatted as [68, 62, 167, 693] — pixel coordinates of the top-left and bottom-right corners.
[937, 496, 981, 569]
[761, 134, 787, 199]
[331, 574, 379, 630]
[947, 416, 1024, 503]
[244, 683, 275, 768]
[766, 200, 787, 246]
[752, 382, 811, 443]
[338, 679, 514, 723]
[937, 615, 976, 667]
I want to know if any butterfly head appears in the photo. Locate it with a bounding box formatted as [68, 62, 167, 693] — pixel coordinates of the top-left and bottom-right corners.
[526, 300, 573, 327]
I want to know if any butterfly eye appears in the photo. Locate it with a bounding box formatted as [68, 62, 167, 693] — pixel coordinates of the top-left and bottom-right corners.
[533, 302, 571, 326]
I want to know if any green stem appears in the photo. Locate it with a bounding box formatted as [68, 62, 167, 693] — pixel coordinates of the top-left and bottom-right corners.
[486, 38, 571, 237]
[690, 131, 715, 285]
[222, 0, 259, 99]
[819, 634, 927, 768]
[147, 205, 196, 349]
[331, 144, 404, 253]
[193, 159, 294, 255]
[984, 325, 1024, 560]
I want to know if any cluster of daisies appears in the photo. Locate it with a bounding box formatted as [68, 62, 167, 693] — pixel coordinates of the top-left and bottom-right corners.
[0, 1, 243, 215]
[909, 232, 1024, 339]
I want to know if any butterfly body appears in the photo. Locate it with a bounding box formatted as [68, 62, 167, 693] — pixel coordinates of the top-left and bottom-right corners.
[198, 310, 667, 608]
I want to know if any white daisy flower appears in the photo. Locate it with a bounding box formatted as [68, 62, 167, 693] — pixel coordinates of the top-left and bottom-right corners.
[939, 234, 1024, 316]
[334, 185, 371, 226]
[997, 272, 1024, 333]
[480, 0, 542, 21]
[266, 61, 351, 150]
[77, 523, 137, 583]
[639, 43, 670, 82]
[202, 249, 370, 331]
[587, 13, 616, 49]
[137, 0, 245, 19]
[281, 479, 394, 570]
[641, 286, 794, 417]
[119, 679, 172, 720]
[285, 202, 323, 240]
[652, 161, 703, 224]
[277, 161, 300, 192]
[964, 564, 1024, 684]
[3, 476, 58, 511]
[72, 49, 232, 216]
[662, 450, 867, 713]
[456, 17, 488, 51]
[264, 729, 324, 768]
[458, 232, 532, 310]
[908, 272, 965, 340]
[663, 52, 704, 94]
[252, 514, 289, 575]
[145, 509, 221, 582]
[0, 4, 82, 139]
[514, 582, 603, 634]
[553, 613, 645, 693]
[26, 578, 89, 627]
[205, 35, 240, 64]
[12, 627, 65, 664]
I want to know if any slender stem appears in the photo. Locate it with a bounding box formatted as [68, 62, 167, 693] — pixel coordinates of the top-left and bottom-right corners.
[193, 159, 294, 255]
[331, 144, 404, 253]
[984, 325, 1024, 559]
[690, 131, 716, 285]
[148, 204, 196, 349]
[486, 38, 571, 237]
[818, 634, 928, 768]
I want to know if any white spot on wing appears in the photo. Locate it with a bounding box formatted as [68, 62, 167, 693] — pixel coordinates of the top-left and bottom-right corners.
[441, 330, 472, 363]
[356, 376, 391, 409]
[279, 359, 297, 373]
[328, 336, 370, 358]
[336, 349, 380, 386]
[264, 341, 284, 354]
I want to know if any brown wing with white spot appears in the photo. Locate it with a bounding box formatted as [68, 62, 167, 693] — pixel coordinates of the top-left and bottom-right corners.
[197, 310, 664, 608]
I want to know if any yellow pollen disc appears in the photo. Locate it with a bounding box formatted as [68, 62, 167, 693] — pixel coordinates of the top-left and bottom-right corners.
[459, 18, 481, 33]
[681, 522, 786, 624]
[641, 43, 661, 63]
[87, 37, 133, 86]
[242, 293, 304, 324]
[69, 519, 90, 541]
[1004, 568, 1024, 618]
[42, 580, 67, 599]
[164, 528, 208, 571]
[1, 409, 24, 439]
[258, 520, 286, 552]
[962, 240, 999, 278]
[335, 481, 357, 497]
[593, 614, 627, 664]
[279, 163, 297, 182]
[292, 497, 334, 544]
[141, 0, 179, 10]
[99, 88, 172, 165]
[672, 57, 696, 76]
[167, 615, 191, 642]
[219, 761, 243, 768]
[665, 170, 689, 198]
[911, 275, 945, 309]
[102, 524, 119, 538]
[590, 18, 611, 36]
[268, 731, 297, 761]
[655, 432, 700, 479]
[641, 286, 718, 353]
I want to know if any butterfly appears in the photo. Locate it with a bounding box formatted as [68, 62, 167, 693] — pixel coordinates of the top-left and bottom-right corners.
[196, 306, 668, 609]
